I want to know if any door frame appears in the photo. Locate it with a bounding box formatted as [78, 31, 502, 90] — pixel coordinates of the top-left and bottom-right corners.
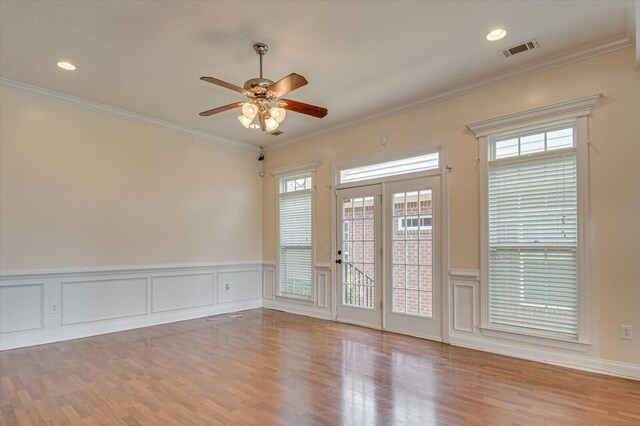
[330, 144, 450, 343]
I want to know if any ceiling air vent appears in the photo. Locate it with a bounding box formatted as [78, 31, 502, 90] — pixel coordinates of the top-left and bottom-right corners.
[501, 39, 539, 58]
[270, 130, 284, 136]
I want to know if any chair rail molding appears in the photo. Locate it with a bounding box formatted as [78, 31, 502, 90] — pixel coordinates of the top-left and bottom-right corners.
[448, 269, 480, 281]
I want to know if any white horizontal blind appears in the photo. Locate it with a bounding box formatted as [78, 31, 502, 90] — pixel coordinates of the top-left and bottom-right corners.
[488, 152, 578, 338]
[279, 175, 312, 299]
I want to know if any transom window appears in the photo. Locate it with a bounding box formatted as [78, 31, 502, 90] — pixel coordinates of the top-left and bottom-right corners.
[339, 152, 439, 184]
[492, 123, 574, 160]
[282, 175, 312, 193]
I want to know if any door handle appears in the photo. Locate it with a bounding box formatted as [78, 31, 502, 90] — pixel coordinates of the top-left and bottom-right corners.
[335, 259, 342, 264]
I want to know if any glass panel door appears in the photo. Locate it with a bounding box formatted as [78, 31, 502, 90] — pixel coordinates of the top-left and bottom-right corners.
[336, 185, 382, 328]
[384, 177, 442, 340]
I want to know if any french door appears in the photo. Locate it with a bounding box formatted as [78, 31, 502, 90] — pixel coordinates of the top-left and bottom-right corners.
[335, 185, 382, 328]
[384, 177, 442, 340]
[335, 177, 442, 341]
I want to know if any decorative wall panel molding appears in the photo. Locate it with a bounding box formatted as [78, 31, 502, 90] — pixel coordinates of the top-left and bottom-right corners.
[217, 270, 262, 304]
[61, 277, 148, 325]
[151, 273, 214, 313]
[452, 281, 477, 333]
[262, 267, 275, 300]
[316, 267, 330, 308]
[0, 283, 44, 334]
[0, 262, 262, 350]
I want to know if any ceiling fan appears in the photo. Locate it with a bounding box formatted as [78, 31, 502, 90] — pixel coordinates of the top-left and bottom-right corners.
[199, 43, 328, 133]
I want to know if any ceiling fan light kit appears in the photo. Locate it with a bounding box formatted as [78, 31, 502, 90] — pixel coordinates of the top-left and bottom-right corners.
[199, 43, 327, 133]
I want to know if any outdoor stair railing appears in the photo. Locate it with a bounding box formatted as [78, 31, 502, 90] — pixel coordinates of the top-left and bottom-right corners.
[344, 261, 375, 308]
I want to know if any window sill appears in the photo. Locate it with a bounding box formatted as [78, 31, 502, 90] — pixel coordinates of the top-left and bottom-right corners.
[480, 326, 590, 352]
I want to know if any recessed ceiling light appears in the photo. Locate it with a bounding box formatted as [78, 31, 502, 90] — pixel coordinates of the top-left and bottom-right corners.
[56, 61, 76, 71]
[486, 29, 507, 41]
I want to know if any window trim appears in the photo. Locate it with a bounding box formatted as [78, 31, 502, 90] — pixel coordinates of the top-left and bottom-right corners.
[271, 161, 320, 302]
[467, 94, 600, 350]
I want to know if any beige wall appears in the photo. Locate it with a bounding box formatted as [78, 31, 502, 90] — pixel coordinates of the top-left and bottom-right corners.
[262, 47, 640, 365]
[0, 88, 262, 271]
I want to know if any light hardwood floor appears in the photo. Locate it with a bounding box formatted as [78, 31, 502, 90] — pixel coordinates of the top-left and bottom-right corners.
[1, 308, 639, 425]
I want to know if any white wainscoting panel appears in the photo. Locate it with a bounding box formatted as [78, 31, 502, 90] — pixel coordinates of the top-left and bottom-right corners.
[316, 265, 331, 308]
[0, 284, 44, 333]
[262, 267, 275, 299]
[0, 262, 263, 350]
[151, 273, 214, 313]
[453, 281, 477, 333]
[217, 270, 261, 304]
[62, 277, 148, 325]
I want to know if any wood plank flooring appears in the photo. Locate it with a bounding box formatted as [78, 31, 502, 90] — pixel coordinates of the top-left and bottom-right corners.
[1, 308, 639, 425]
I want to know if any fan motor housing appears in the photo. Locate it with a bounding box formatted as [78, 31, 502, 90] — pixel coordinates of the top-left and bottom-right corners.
[243, 77, 275, 91]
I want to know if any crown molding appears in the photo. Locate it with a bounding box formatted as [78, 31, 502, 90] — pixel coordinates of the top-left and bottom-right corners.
[265, 35, 631, 152]
[0, 78, 260, 152]
[466, 93, 601, 137]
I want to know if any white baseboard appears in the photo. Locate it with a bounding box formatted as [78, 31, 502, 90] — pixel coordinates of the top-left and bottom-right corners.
[450, 332, 640, 380]
[384, 326, 443, 343]
[1, 299, 261, 351]
[263, 299, 332, 321]
[335, 318, 382, 331]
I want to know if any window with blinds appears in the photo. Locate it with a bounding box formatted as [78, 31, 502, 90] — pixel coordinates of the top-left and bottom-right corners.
[279, 174, 313, 299]
[488, 124, 579, 339]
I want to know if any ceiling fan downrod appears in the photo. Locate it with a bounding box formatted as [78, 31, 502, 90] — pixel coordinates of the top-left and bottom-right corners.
[242, 43, 273, 91]
[253, 43, 268, 79]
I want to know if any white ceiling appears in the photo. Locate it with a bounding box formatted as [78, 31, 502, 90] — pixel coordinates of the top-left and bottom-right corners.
[0, 1, 635, 149]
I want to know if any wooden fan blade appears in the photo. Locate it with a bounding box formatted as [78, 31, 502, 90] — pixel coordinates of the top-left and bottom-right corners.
[259, 112, 267, 131]
[199, 101, 244, 116]
[280, 99, 328, 118]
[266, 73, 308, 97]
[200, 77, 245, 94]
